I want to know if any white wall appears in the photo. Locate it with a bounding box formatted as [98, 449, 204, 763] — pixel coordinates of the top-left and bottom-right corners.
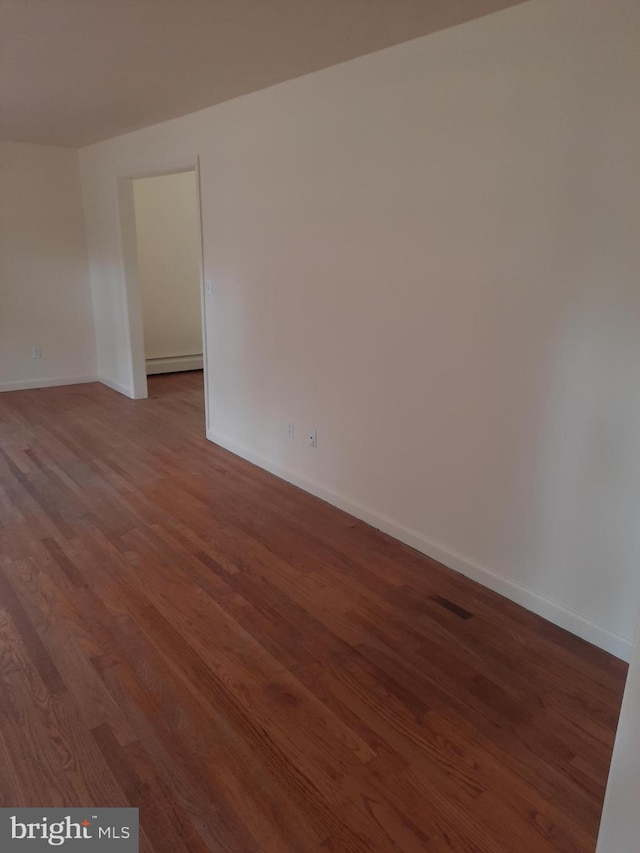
[597, 615, 640, 851]
[0, 141, 96, 390]
[133, 171, 202, 362]
[79, 0, 640, 659]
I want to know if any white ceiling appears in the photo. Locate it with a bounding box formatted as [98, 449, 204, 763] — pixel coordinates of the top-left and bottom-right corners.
[0, 0, 527, 148]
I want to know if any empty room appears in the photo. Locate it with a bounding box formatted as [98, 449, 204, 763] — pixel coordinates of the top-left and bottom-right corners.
[0, 1, 638, 851]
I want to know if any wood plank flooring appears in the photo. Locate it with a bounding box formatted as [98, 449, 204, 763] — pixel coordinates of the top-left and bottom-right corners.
[0, 371, 627, 851]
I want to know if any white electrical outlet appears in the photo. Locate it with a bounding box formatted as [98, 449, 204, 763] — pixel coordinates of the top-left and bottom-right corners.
[286, 420, 294, 439]
[32, 346, 41, 359]
[308, 428, 317, 448]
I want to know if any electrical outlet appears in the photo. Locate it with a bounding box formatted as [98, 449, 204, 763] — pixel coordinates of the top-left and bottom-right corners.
[308, 428, 317, 448]
[286, 420, 294, 439]
[32, 346, 41, 359]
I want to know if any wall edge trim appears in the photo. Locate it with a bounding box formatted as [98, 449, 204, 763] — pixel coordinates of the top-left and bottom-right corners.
[0, 375, 98, 393]
[98, 376, 138, 398]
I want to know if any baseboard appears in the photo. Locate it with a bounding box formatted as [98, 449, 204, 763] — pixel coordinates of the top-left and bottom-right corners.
[98, 377, 136, 398]
[146, 354, 203, 375]
[0, 375, 98, 393]
[207, 428, 633, 662]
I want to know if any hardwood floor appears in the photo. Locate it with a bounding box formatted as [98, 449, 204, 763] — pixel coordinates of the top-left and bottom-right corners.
[0, 371, 627, 852]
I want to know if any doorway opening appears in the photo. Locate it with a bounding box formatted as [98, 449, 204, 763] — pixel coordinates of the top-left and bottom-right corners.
[134, 170, 202, 379]
[118, 161, 209, 430]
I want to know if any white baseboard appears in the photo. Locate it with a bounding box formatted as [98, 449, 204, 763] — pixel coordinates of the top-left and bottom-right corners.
[146, 354, 203, 375]
[0, 375, 98, 393]
[98, 377, 136, 398]
[207, 428, 633, 662]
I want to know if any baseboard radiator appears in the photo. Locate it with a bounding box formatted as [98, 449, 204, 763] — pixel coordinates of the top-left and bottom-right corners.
[145, 354, 203, 375]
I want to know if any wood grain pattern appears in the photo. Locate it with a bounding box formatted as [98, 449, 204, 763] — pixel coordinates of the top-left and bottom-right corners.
[0, 372, 627, 851]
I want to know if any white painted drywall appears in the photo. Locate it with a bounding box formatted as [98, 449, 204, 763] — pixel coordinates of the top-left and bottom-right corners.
[79, 0, 640, 659]
[597, 616, 640, 852]
[0, 141, 96, 390]
[132, 171, 202, 362]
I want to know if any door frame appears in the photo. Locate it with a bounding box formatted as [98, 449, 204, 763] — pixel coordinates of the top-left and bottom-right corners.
[116, 155, 210, 431]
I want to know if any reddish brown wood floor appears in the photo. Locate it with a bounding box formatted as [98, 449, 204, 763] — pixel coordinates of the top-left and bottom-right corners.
[0, 372, 627, 851]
